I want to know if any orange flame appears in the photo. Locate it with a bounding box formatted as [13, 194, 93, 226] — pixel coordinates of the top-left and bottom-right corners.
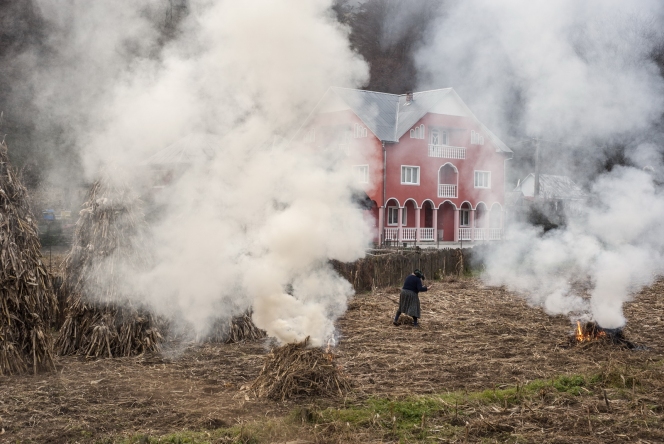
[575, 321, 607, 342]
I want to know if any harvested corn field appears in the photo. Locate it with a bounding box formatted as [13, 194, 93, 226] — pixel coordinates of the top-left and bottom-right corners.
[0, 277, 663, 442]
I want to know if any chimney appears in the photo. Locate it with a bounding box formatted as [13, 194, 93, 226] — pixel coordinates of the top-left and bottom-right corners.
[405, 91, 413, 104]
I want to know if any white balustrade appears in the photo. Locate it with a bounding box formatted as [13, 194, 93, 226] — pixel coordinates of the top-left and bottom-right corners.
[428, 144, 466, 159]
[419, 228, 435, 241]
[459, 228, 472, 241]
[488, 228, 503, 240]
[402, 228, 416, 241]
[474, 228, 486, 241]
[384, 228, 399, 241]
[438, 184, 457, 198]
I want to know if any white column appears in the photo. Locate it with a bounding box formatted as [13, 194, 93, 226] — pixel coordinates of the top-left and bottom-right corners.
[415, 207, 421, 242]
[453, 209, 459, 242]
[470, 209, 476, 241]
[397, 206, 403, 242]
[432, 208, 438, 242]
[378, 206, 385, 244]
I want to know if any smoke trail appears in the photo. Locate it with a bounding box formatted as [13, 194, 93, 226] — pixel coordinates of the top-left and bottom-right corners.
[19, 0, 371, 346]
[416, 0, 664, 328]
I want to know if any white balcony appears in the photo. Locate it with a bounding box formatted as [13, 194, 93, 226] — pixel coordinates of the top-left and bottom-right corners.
[474, 228, 487, 241]
[428, 144, 466, 159]
[402, 228, 416, 241]
[438, 184, 458, 198]
[488, 228, 503, 240]
[419, 228, 434, 241]
[384, 227, 399, 241]
[459, 228, 472, 241]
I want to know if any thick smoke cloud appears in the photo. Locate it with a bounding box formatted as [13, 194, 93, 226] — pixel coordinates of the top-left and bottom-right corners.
[417, 0, 664, 328]
[25, 0, 371, 346]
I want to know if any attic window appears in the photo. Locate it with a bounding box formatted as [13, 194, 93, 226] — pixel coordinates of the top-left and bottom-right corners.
[471, 130, 484, 145]
[410, 124, 425, 139]
[354, 123, 368, 138]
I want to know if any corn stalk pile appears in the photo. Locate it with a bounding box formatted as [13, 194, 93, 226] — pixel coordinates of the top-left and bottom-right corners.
[251, 337, 351, 401]
[206, 311, 266, 344]
[0, 140, 56, 375]
[56, 179, 163, 358]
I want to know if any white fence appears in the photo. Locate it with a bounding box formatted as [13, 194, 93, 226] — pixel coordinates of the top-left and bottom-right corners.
[438, 184, 457, 198]
[459, 228, 472, 241]
[419, 227, 435, 241]
[428, 144, 466, 159]
[384, 227, 399, 241]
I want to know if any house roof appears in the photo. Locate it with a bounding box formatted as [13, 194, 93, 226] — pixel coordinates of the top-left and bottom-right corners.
[518, 174, 588, 200]
[305, 87, 512, 153]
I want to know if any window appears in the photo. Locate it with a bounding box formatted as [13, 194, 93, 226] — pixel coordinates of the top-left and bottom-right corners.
[354, 123, 368, 138]
[304, 128, 315, 142]
[430, 128, 448, 145]
[474, 171, 491, 188]
[352, 165, 369, 183]
[471, 130, 484, 145]
[401, 166, 420, 185]
[387, 206, 407, 226]
[460, 209, 470, 226]
[410, 124, 425, 139]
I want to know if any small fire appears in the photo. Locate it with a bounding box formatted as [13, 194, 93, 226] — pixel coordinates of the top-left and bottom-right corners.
[575, 321, 606, 342]
[324, 337, 335, 361]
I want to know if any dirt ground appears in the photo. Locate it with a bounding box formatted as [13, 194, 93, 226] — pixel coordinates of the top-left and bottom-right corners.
[1, 277, 663, 443]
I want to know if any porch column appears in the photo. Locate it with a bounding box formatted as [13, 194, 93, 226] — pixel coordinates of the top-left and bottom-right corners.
[415, 207, 421, 242]
[432, 208, 438, 242]
[469, 209, 476, 241]
[486, 209, 492, 240]
[378, 206, 385, 244]
[453, 209, 459, 242]
[397, 206, 403, 242]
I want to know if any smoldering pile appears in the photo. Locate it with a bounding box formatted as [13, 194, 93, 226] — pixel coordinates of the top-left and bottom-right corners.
[206, 311, 266, 344]
[0, 140, 57, 375]
[56, 179, 163, 358]
[251, 337, 351, 401]
[570, 321, 641, 350]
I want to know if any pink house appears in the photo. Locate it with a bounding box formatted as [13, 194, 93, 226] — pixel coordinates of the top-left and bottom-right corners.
[303, 87, 513, 245]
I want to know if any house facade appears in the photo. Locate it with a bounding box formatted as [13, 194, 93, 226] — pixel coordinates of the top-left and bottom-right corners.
[301, 87, 513, 244]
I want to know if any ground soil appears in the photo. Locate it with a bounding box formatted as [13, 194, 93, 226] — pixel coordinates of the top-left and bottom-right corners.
[1, 276, 663, 443]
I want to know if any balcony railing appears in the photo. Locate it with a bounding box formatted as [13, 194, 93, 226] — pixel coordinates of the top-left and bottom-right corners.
[428, 144, 466, 159]
[384, 227, 399, 241]
[488, 228, 503, 240]
[459, 228, 472, 241]
[438, 184, 458, 198]
[402, 228, 416, 241]
[419, 227, 435, 241]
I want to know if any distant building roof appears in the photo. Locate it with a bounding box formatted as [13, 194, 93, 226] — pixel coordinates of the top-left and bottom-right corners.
[304, 87, 512, 153]
[517, 174, 588, 200]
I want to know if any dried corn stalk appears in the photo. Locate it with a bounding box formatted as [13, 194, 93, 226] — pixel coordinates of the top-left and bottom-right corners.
[0, 140, 57, 375]
[251, 337, 351, 401]
[56, 178, 163, 358]
[206, 311, 266, 344]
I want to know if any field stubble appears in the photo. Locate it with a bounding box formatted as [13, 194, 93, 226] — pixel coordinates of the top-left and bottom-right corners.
[0, 277, 662, 443]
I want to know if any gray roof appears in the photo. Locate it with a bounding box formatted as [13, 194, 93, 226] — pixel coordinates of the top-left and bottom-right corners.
[521, 174, 588, 200]
[318, 87, 511, 153]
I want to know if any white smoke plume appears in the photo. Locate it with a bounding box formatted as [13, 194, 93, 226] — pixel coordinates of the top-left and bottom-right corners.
[416, 0, 664, 328]
[25, 0, 371, 346]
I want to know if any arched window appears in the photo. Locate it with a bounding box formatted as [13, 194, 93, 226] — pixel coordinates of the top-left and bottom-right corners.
[410, 124, 425, 139]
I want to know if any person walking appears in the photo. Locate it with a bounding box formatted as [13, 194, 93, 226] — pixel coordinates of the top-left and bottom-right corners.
[393, 269, 432, 327]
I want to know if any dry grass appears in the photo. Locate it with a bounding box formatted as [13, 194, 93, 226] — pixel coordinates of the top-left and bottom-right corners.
[206, 312, 267, 344]
[0, 276, 662, 442]
[251, 337, 351, 401]
[0, 140, 56, 375]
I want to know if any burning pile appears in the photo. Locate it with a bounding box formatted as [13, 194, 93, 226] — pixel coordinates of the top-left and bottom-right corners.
[0, 140, 57, 374]
[56, 179, 163, 358]
[251, 337, 351, 401]
[207, 311, 266, 344]
[572, 321, 637, 349]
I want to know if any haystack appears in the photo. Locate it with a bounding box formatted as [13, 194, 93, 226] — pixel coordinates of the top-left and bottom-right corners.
[206, 311, 266, 344]
[0, 140, 57, 375]
[56, 179, 163, 358]
[251, 337, 351, 401]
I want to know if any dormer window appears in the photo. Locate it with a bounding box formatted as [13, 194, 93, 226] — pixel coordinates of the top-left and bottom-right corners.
[410, 124, 425, 139]
[471, 130, 484, 145]
[430, 128, 448, 146]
